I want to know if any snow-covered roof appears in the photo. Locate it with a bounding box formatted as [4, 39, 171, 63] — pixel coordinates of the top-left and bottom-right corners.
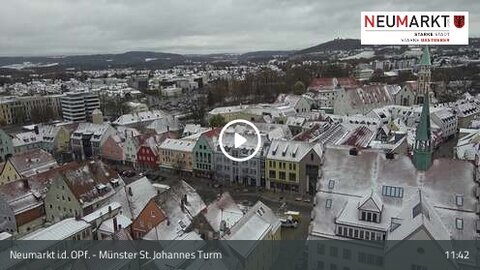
[267, 140, 322, 162]
[203, 192, 244, 232]
[143, 180, 205, 240]
[309, 146, 478, 241]
[20, 218, 90, 240]
[98, 214, 132, 234]
[159, 138, 195, 152]
[113, 110, 167, 126]
[82, 201, 121, 223]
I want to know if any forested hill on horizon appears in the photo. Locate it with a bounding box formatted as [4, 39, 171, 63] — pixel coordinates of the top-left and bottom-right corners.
[1, 38, 480, 70]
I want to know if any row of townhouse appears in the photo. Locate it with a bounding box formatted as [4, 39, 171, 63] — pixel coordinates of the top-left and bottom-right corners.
[0, 158, 122, 236]
[0, 123, 76, 163]
[95, 118, 324, 196]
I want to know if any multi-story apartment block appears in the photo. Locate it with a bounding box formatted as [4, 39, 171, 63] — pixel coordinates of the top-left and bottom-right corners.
[214, 129, 268, 187]
[265, 140, 322, 195]
[158, 138, 196, 173]
[192, 128, 220, 178]
[70, 123, 116, 160]
[0, 95, 62, 125]
[61, 91, 100, 122]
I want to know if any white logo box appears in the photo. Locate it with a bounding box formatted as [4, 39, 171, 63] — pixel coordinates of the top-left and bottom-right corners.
[361, 11, 469, 45]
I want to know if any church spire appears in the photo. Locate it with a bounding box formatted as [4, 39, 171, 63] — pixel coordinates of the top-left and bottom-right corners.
[413, 46, 433, 171]
[416, 46, 432, 104]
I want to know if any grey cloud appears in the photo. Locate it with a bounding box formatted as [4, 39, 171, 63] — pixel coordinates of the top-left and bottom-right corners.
[0, 0, 478, 56]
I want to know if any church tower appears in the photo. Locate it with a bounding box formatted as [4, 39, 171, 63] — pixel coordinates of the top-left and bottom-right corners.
[416, 46, 431, 104]
[413, 47, 433, 171]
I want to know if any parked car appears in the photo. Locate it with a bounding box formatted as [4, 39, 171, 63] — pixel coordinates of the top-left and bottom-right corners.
[284, 211, 301, 223]
[122, 170, 135, 177]
[280, 216, 298, 228]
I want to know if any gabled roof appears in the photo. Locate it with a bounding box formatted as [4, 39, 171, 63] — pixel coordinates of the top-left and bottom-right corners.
[387, 189, 451, 242]
[125, 176, 158, 219]
[143, 180, 206, 240]
[159, 138, 195, 152]
[267, 140, 322, 162]
[58, 160, 119, 206]
[358, 191, 383, 212]
[113, 110, 167, 126]
[203, 192, 244, 232]
[8, 149, 58, 177]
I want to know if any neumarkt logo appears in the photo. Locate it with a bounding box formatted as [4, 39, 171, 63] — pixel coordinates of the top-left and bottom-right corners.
[360, 11, 469, 45]
[364, 14, 450, 28]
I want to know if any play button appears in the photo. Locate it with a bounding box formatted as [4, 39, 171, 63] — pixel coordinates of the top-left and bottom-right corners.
[219, 119, 261, 162]
[234, 133, 247, 148]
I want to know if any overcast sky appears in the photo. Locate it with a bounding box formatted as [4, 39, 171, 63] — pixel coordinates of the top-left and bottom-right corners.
[0, 0, 479, 56]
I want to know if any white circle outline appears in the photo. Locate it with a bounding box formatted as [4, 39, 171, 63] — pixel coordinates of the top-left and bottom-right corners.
[219, 119, 261, 162]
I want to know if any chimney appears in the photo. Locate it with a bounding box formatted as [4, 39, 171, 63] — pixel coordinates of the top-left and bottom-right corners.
[180, 199, 185, 212]
[23, 179, 29, 190]
[34, 125, 39, 135]
[108, 206, 112, 213]
[113, 217, 118, 232]
[183, 194, 188, 204]
[128, 187, 133, 196]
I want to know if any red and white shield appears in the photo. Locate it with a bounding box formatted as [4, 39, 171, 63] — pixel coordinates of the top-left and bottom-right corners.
[454, 15, 465, 28]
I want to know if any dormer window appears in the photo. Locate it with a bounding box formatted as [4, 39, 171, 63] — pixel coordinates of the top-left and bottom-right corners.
[358, 192, 383, 223]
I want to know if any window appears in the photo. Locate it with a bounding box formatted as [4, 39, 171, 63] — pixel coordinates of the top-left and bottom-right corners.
[375, 256, 384, 266]
[382, 185, 404, 198]
[269, 170, 276, 178]
[326, 199, 332, 208]
[342, 249, 351, 260]
[317, 244, 325, 255]
[328, 180, 335, 189]
[456, 218, 464, 230]
[279, 172, 286, 180]
[358, 252, 366, 263]
[361, 211, 366, 221]
[456, 195, 464, 206]
[289, 173, 296, 181]
[329, 246, 338, 257]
